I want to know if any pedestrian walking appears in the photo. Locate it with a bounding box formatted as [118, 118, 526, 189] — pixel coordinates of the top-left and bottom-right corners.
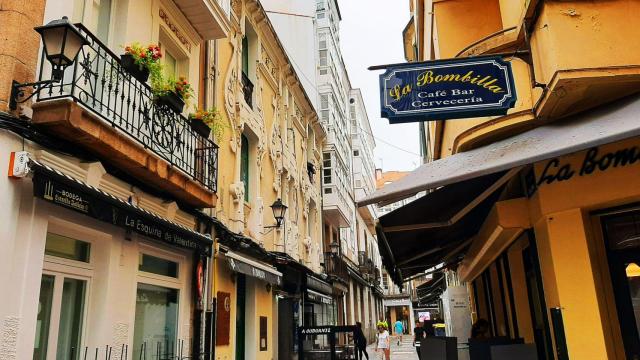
[394, 319, 404, 345]
[354, 322, 370, 360]
[413, 321, 425, 359]
[375, 321, 391, 360]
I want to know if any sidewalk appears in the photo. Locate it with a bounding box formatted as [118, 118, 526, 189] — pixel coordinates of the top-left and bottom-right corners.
[365, 335, 418, 360]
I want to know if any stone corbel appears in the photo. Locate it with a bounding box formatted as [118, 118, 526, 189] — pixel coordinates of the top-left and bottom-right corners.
[229, 182, 245, 204]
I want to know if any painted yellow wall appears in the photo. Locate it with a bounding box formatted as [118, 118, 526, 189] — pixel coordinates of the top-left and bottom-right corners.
[432, 0, 503, 59]
[530, 1, 640, 86]
[211, 2, 325, 359]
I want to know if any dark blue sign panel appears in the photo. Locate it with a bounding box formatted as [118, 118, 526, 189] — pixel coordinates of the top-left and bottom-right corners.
[379, 56, 517, 123]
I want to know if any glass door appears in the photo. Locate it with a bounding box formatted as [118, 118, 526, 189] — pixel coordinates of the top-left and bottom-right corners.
[34, 275, 87, 360]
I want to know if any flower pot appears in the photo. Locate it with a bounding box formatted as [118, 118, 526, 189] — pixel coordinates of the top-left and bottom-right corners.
[120, 54, 150, 83]
[155, 93, 185, 113]
[189, 118, 211, 138]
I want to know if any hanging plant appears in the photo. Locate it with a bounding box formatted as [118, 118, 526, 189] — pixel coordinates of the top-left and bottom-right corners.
[152, 76, 193, 113]
[120, 43, 162, 83]
[188, 108, 227, 140]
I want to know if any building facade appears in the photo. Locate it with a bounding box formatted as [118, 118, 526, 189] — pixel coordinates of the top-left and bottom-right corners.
[0, 0, 231, 358]
[367, 1, 640, 359]
[210, 1, 326, 360]
[262, 0, 385, 344]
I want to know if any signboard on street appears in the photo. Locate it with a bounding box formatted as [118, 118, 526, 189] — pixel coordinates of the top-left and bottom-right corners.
[379, 56, 517, 123]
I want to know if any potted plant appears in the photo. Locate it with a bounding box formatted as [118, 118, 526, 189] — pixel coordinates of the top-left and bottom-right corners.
[152, 76, 193, 113]
[188, 108, 226, 139]
[120, 43, 162, 83]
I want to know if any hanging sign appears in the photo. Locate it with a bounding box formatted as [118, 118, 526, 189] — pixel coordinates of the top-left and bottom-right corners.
[379, 56, 517, 123]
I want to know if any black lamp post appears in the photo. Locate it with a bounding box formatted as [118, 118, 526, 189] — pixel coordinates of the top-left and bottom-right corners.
[267, 198, 287, 228]
[10, 16, 88, 110]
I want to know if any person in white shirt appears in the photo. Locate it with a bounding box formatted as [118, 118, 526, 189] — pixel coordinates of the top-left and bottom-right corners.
[375, 322, 391, 360]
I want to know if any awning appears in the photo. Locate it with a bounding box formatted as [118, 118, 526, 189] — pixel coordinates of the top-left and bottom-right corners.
[30, 160, 213, 256]
[360, 94, 640, 207]
[377, 171, 510, 285]
[225, 250, 282, 286]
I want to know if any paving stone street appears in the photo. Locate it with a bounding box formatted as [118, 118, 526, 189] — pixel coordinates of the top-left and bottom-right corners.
[365, 336, 418, 360]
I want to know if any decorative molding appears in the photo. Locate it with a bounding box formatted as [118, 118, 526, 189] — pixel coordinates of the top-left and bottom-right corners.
[159, 8, 192, 52]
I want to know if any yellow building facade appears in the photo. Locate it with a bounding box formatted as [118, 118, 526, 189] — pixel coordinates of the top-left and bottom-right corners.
[400, 0, 640, 359]
[211, 1, 325, 360]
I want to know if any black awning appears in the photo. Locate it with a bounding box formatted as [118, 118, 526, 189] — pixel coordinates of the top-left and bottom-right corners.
[207, 216, 274, 263]
[225, 250, 283, 286]
[377, 171, 509, 285]
[30, 160, 212, 256]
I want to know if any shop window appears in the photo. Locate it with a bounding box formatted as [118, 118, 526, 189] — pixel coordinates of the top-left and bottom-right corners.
[133, 283, 179, 359]
[45, 233, 91, 263]
[139, 253, 179, 278]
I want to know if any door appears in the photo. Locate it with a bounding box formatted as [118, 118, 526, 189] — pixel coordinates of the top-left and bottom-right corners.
[34, 275, 88, 360]
[522, 232, 553, 360]
[602, 211, 640, 359]
[235, 274, 247, 360]
[35, 232, 91, 360]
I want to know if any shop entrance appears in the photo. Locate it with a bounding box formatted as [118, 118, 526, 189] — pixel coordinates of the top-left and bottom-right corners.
[602, 210, 640, 359]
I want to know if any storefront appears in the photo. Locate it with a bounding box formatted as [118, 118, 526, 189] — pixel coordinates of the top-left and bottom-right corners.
[363, 95, 640, 359]
[304, 275, 336, 327]
[20, 160, 214, 359]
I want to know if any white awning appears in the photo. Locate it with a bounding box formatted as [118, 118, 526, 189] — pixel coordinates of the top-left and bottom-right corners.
[359, 94, 640, 207]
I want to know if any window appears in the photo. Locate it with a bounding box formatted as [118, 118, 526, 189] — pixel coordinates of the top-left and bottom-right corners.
[45, 233, 91, 263]
[323, 152, 332, 184]
[95, 0, 112, 44]
[133, 284, 179, 359]
[353, 150, 359, 157]
[242, 35, 249, 76]
[139, 254, 179, 278]
[163, 48, 178, 79]
[319, 50, 328, 67]
[241, 134, 250, 202]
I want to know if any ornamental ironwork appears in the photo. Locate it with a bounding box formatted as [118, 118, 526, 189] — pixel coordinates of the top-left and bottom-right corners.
[34, 24, 218, 193]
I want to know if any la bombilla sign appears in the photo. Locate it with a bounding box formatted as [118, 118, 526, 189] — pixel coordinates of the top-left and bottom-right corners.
[379, 56, 517, 123]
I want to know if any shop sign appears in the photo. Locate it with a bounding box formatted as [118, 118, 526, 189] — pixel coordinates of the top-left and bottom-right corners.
[526, 144, 640, 196]
[379, 56, 517, 123]
[33, 173, 212, 255]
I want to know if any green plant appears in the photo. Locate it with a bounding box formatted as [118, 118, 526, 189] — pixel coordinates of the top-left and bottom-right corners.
[189, 108, 227, 140]
[123, 43, 163, 77]
[152, 76, 193, 100]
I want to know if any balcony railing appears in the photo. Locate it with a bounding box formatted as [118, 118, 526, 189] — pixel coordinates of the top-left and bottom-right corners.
[241, 72, 254, 109]
[34, 24, 218, 193]
[324, 252, 349, 284]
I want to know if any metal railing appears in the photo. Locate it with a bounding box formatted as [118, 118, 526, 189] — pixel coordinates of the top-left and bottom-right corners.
[66, 340, 211, 360]
[324, 252, 349, 283]
[35, 23, 218, 193]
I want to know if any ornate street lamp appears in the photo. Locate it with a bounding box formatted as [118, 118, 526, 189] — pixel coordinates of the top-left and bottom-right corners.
[329, 241, 340, 255]
[267, 198, 287, 229]
[10, 16, 88, 110]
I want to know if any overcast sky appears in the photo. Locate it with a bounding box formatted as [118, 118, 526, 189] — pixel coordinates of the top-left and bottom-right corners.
[340, 0, 421, 172]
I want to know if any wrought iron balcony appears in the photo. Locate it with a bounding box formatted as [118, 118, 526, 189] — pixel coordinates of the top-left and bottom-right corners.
[324, 252, 349, 284]
[241, 72, 254, 109]
[30, 24, 218, 207]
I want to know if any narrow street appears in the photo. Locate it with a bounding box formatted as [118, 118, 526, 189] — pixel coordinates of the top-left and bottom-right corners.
[366, 336, 418, 360]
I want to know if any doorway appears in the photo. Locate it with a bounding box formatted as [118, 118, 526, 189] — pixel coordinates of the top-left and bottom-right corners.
[235, 274, 247, 360]
[602, 210, 640, 359]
